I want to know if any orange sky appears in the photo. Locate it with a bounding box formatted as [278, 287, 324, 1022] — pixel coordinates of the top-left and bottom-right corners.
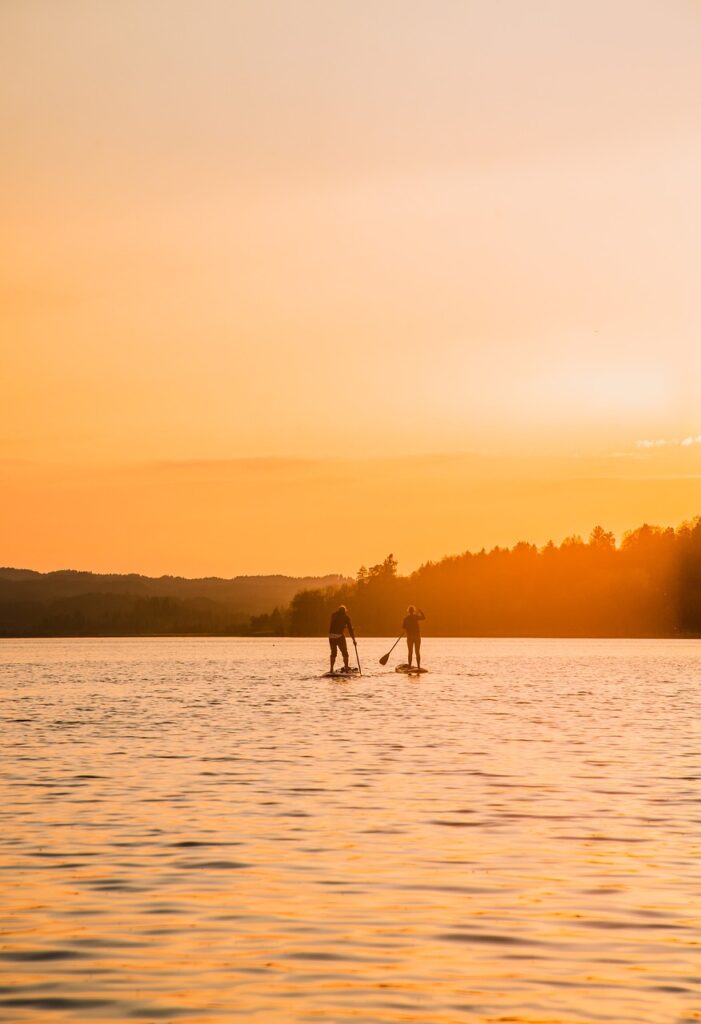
[2, 2, 701, 575]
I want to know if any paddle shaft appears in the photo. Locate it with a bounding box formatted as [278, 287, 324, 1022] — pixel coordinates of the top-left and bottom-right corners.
[379, 634, 403, 665]
[353, 639, 361, 674]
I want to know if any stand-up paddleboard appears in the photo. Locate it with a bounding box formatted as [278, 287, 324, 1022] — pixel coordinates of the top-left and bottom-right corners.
[395, 663, 428, 675]
[323, 667, 361, 678]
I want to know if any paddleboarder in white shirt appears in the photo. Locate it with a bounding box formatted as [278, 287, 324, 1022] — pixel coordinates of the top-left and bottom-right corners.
[402, 606, 425, 670]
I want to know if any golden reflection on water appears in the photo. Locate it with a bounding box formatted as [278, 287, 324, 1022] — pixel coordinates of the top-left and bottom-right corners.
[1, 637, 700, 1023]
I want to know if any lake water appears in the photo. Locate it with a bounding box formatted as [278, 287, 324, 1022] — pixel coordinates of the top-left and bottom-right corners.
[1, 637, 700, 1024]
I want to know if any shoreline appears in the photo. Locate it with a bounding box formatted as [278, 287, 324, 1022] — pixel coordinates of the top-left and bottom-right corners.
[2, 632, 700, 641]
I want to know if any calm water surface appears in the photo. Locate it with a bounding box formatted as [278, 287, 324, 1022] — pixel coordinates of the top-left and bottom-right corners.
[1, 637, 700, 1024]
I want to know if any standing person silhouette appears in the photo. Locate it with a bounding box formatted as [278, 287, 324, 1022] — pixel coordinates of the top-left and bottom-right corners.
[328, 604, 355, 673]
[402, 606, 425, 670]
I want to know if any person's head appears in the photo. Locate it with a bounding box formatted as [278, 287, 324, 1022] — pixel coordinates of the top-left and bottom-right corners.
[338, 604, 347, 613]
[407, 605, 415, 615]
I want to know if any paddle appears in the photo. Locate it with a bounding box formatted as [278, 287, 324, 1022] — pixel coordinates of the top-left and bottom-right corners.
[379, 635, 403, 666]
[353, 639, 362, 674]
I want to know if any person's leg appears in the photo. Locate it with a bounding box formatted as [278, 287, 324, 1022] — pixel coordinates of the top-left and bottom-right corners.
[329, 637, 336, 672]
[340, 636, 349, 670]
[416, 637, 421, 669]
[407, 637, 414, 667]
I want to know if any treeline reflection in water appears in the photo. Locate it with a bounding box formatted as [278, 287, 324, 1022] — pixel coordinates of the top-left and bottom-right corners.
[1, 637, 700, 1024]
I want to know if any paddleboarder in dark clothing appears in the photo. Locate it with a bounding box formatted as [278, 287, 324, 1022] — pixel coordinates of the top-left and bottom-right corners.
[328, 605, 355, 673]
[402, 606, 425, 670]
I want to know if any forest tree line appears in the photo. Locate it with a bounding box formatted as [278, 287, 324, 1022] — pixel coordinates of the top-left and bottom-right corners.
[271, 518, 701, 638]
[2, 518, 701, 637]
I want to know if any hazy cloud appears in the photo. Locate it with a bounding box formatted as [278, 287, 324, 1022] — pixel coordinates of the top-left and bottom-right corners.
[636, 436, 701, 449]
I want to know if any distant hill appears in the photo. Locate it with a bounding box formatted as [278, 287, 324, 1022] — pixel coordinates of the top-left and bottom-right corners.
[0, 568, 348, 637]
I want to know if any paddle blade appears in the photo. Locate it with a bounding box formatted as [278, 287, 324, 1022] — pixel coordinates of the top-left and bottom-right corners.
[379, 653, 390, 665]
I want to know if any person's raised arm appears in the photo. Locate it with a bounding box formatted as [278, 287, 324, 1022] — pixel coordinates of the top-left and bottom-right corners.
[418, 609, 426, 620]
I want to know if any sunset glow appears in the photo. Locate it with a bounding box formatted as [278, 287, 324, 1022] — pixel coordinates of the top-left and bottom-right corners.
[2, 1, 701, 574]
[3, 9, 701, 1023]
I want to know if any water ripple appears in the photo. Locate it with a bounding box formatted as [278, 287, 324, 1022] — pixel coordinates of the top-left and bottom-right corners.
[1, 636, 700, 1023]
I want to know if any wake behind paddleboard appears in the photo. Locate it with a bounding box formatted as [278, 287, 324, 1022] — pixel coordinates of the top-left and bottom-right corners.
[395, 664, 428, 674]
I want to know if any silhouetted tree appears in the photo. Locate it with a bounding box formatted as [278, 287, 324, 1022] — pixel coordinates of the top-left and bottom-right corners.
[273, 522, 701, 638]
[3, 521, 701, 638]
